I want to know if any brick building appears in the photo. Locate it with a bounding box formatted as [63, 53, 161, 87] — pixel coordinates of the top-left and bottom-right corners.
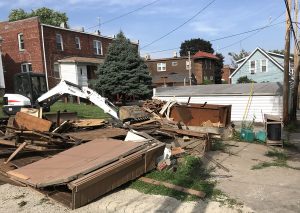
[145, 51, 219, 87]
[221, 65, 235, 84]
[0, 17, 138, 92]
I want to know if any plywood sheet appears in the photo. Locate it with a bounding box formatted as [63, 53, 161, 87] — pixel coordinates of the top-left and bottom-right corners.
[7, 139, 145, 187]
[15, 112, 52, 132]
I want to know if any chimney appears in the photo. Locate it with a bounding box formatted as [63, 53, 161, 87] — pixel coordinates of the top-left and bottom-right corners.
[145, 54, 151, 60]
[173, 51, 178, 58]
[60, 22, 68, 28]
[95, 30, 101, 35]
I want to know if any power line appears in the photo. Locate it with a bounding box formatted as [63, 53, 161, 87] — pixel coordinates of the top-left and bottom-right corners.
[145, 18, 285, 54]
[218, 12, 285, 51]
[140, 0, 216, 50]
[86, 0, 161, 30]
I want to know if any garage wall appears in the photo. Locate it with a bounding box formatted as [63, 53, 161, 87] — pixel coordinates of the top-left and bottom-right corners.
[153, 95, 282, 122]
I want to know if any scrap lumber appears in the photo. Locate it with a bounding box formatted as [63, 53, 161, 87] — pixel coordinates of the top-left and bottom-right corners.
[139, 177, 206, 198]
[66, 128, 127, 141]
[72, 119, 105, 128]
[14, 112, 52, 132]
[7, 139, 146, 187]
[160, 127, 207, 138]
[4, 142, 27, 164]
[0, 139, 46, 151]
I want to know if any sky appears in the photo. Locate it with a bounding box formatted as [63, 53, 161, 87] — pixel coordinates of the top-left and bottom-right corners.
[0, 0, 290, 64]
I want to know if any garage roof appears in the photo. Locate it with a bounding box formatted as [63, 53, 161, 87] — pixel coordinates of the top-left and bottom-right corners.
[154, 82, 283, 96]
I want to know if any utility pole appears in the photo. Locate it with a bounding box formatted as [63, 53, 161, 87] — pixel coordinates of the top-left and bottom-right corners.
[292, 0, 300, 121]
[283, 0, 291, 125]
[188, 51, 191, 86]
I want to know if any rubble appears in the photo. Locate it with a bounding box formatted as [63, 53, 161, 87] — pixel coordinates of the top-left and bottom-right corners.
[0, 99, 231, 209]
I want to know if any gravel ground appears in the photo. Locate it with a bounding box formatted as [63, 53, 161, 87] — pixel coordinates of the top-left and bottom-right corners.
[0, 183, 253, 213]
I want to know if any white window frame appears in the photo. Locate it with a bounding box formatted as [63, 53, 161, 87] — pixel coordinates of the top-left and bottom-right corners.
[53, 62, 61, 78]
[210, 76, 214, 80]
[21, 63, 32, 73]
[18, 33, 25, 51]
[75, 36, 81, 49]
[56, 34, 64, 51]
[93, 40, 103, 55]
[157, 63, 166, 72]
[186, 61, 190, 70]
[249, 60, 256, 74]
[204, 76, 208, 80]
[260, 59, 268, 72]
[172, 61, 178, 66]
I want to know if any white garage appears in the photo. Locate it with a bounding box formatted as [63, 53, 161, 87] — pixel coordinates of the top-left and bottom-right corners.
[153, 82, 283, 122]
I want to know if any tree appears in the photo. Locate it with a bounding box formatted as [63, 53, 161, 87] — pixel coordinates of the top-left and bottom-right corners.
[236, 76, 256, 84]
[215, 53, 224, 84]
[228, 49, 249, 67]
[8, 9, 28, 21]
[180, 38, 214, 56]
[8, 7, 68, 27]
[94, 32, 152, 104]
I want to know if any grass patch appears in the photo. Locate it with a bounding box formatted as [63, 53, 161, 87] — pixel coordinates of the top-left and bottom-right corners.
[130, 155, 243, 209]
[48, 102, 109, 119]
[129, 155, 216, 201]
[252, 149, 300, 170]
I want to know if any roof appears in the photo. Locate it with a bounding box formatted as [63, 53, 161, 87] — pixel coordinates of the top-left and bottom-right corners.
[229, 47, 284, 79]
[152, 72, 190, 84]
[58, 57, 104, 64]
[235, 51, 292, 64]
[193, 51, 219, 60]
[146, 56, 188, 62]
[154, 82, 283, 96]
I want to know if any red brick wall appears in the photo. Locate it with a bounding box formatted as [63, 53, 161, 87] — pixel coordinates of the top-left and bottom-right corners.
[42, 26, 115, 88]
[222, 66, 235, 84]
[0, 17, 44, 92]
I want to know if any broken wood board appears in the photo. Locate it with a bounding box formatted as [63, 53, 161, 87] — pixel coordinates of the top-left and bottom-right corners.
[5, 142, 27, 164]
[73, 119, 106, 128]
[160, 127, 207, 138]
[14, 112, 52, 132]
[7, 138, 146, 188]
[20, 108, 42, 118]
[139, 177, 206, 198]
[66, 128, 127, 141]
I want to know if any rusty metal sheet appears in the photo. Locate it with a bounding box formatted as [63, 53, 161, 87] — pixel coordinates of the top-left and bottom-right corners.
[66, 128, 127, 141]
[7, 139, 146, 187]
[170, 104, 231, 127]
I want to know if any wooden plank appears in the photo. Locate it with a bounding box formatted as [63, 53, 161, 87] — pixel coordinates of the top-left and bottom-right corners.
[73, 119, 105, 128]
[160, 127, 207, 138]
[5, 142, 27, 164]
[7, 139, 146, 188]
[14, 112, 52, 132]
[139, 177, 206, 198]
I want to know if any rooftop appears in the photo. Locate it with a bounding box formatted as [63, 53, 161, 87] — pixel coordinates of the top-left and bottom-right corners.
[193, 51, 219, 60]
[154, 82, 283, 96]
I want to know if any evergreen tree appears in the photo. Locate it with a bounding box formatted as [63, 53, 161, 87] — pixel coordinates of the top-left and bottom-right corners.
[94, 32, 152, 103]
[215, 53, 224, 84]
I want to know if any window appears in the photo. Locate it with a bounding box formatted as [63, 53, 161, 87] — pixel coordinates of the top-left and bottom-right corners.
[249, 60, 256, 74]
[21, 63, 32, 72]
[93, 40, 102, 55]
[157, 63, 166, 72]
[172, 61, 178, 66]
[210, 76, 214, 80]
[18, 33, 25, 51]
[261, 59, 267, 72]
[209, 61, 212, 69]
[56, 34, 63, 51]
[186, 61, 191, 70]
[54, 63, 60, 78]
[75, 37, 81, 49]
[204, 76, 208, 80]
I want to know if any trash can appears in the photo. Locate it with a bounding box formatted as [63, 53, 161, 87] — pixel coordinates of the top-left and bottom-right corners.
[267, 123, 281, 141]
[240, 128, 255, 142]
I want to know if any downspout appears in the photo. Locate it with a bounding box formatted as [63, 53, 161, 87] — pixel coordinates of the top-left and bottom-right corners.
[41, 25, 49, 90]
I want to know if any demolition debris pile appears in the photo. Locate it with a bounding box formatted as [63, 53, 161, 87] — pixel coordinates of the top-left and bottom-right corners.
[0, 100, 231, 209]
